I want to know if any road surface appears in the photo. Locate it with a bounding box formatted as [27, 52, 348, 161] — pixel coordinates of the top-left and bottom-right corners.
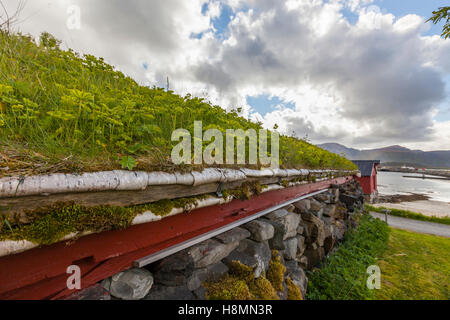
[370, 212, 450, 238]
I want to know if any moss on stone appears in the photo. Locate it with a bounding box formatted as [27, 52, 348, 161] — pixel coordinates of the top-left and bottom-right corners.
[205, 260, 280, 300]
[286, 277, 303, 300]
[222, 181, 265, 201]
[267, 250, 286, 292]
[248, 277, 280, 300]
[204, 274, 253, 300]
[228, 261, 254, 283]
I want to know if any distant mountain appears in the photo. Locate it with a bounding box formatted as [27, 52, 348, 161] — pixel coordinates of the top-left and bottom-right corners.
[318, 143, 450, 169]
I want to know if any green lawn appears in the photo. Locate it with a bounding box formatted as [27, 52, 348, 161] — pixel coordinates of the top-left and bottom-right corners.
[306, 214, 390, 300]
[376, 228, 450, 300]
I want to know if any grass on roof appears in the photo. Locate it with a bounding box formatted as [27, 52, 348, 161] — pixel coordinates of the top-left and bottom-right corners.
[0, 31, 357, 177]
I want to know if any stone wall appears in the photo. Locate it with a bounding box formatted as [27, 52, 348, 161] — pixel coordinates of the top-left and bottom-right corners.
[69, 180, 365, 300]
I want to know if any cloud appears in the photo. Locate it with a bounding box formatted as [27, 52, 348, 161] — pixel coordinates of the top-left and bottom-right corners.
[3, 0, 450, 150]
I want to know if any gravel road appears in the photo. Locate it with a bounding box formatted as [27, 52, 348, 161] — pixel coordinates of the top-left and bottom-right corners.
[370, 212, 450, 238]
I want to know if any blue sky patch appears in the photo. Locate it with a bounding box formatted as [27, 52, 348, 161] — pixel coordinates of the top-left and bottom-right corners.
[335, 0, 447, 37]
[247, 94, 296, 116]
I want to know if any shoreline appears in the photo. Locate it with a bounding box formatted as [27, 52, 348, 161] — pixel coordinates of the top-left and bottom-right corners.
[374, 193, 450, 218]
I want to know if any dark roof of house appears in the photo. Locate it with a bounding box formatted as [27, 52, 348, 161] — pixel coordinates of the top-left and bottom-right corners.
[351, 160, 381, 177]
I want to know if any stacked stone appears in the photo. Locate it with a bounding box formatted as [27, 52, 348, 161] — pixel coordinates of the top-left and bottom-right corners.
[237, 204, 307, 299]
[72, 180, 363, 300]
[294, 179, 364, 271]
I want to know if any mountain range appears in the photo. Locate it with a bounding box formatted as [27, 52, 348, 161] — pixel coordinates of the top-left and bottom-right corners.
[318, 143, 450, 169]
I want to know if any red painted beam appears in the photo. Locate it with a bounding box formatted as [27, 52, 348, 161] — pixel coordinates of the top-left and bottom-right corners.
[0, 176, 353, 300]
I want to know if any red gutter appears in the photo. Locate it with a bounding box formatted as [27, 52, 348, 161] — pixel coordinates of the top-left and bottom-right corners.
[0, 176, 353, 300]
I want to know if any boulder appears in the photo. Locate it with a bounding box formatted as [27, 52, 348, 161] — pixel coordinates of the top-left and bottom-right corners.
[332, 221, 347, 241]
[242, 219, 275, 242]
[186, 262, 229, 291]
[302, 213, 326, 247]
[214, 227, 250, 244]
[265, 209, 301, 240]
[151, 250, 195, 286]
[303, 247, 325, 270]
[309, 198, 324, 216]
[284, 260, 299, 275]
[323, 235, 335, 255]
[65, 284, 111, 300]
[284, 204, 296, 213]
[223, 250, 261, 278]
[321, 216, 335, 226]
[151, 250, 194, 273]
[264, 219, 286, 250]
[106, 268, 154, 300]
[296, 235, 306, 257]
[236, 239, 271, 276]
[314, 192, 333, 204]
[290, 268, 308, 298]
[334, 205, 348, 220]
[265, 209, 290, 220]
[297, 255, 308, 270]
[282, 237, 298, 260]
[145, 285, 195, 300]
[339, 194, 360, 209]
[193, 286, 207, 300]
[187, 239, 239, 268]
[323, 205, 337, 218]
[330, 188, 340, 203]
[293, 199, 310, 214]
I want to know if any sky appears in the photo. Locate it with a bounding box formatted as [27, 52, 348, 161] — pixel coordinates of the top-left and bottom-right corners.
[2, 0, 450, 151]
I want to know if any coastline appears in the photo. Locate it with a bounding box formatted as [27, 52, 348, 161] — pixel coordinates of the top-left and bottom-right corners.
[374, 194, 450, 218]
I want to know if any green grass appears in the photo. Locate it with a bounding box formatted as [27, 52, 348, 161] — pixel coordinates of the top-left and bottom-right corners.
[306, 214, 390, 300]
[0, 31, 356, 177]
[366, 204, 450, 226]
[376, 228, 450, 300]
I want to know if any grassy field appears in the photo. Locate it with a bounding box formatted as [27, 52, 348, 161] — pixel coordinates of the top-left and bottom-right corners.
[376, 228, 450, 300]
[307, 213, 450, 300]
[307, 214, 390, 300]
[0, 31, 356, 177]
[366, 204, 450, 225]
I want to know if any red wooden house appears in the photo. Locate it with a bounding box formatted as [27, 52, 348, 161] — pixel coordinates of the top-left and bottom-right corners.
[352, 160, 380, 195]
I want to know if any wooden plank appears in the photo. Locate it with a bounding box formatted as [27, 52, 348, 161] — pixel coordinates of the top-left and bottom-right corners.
[0, 176, 282, 219]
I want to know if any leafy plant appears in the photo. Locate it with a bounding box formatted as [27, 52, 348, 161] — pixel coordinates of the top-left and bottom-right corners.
[0, 31, 357, 176]
[427, 6, 450, 39]
[119, 156, 137, 171]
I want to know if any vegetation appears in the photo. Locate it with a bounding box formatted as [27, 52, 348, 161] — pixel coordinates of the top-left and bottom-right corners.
[0, 195, 208, 245]
[307, 214, 390, 300]
[0, 31, 356, 178]
[286, 277, 303, 300]
[205, 251, 302, 300]
[222, 181, 267, 200]
[205, 260, 279, 300]
[427, 6, 450, 39]
[266, 250, 286, 292]
[366, 204, 450, 226]
[376, 228, 450, 300]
